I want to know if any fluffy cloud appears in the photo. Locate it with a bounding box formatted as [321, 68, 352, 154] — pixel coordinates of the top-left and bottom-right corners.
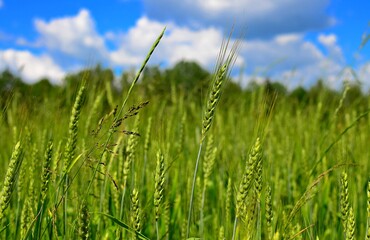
[107, 20, 350, 88]
[34, 9, 108, 65]
[318, 33, 343, 60]
[108, 17, 227, 68]
[108, 17, 167, 66]
[242, 34, 323, 70]
[239, 33, 346, 89]
[318, 34, 337, 46]
[358, 62, 370, 90]
[0, 49, 65, 84]
[7, 9, 347, 89]
[113, 18, 345, 90]
[143, 0, 335, 39]
[24, 12, 238, 70]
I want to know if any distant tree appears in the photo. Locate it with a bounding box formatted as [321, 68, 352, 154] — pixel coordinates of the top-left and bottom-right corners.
[344, 83, 368, 110]
[224, 80, 242, 95]
[64, 64, 114, 88]
[0, 69, 23, 91]
[246, 80, 262, 91]
[140, 66, 164, 95]
[307, 79, 339, 105]
[290, 86, 308, 104]
[164, 61, 210, 95]
[137, 61, 211, 100]
[63, 64, 115, 106]
[264, 80, 287, 96]
[27, 78, 55, 102]
[0, 70, 20, 112]
[32, 78, 53, 91]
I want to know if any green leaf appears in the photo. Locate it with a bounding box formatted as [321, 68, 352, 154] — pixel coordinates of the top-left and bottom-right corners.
[0, 224, 9, 234]
[98, 212, 150, 240]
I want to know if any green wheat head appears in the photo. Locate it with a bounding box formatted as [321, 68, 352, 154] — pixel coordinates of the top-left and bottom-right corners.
[154, 149, 165, 221]
[63, 85, 85, 175]
[340, 171, 350, 232]
[236, 137, 262, 218]
[0, 141, 23, 221]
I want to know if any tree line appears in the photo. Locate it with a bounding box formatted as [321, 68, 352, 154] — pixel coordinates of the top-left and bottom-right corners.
[0, 61, 368, 110]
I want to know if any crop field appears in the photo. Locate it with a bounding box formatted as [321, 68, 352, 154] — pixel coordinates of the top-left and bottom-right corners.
[0, 30, 370, 240]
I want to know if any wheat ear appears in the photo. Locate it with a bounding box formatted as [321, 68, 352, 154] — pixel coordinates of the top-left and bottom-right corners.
[41, 140, 53, 202]
[131, 188, 141, 239]
[63, 84, 85, 175]
[346, 207, 355, 240]
[154, 149, 165, 240]
[232, 138, 262, 240]
[78, 200, 90, 240]
[340, 171, 350, 234]
[265, 186, 273, 240]
[0, 141, 22, 221]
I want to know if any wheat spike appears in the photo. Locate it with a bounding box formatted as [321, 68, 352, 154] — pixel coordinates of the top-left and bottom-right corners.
[0, 142, 22, 221]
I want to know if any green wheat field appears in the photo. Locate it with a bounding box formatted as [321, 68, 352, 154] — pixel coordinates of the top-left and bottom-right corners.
[1, 29, 370, 240]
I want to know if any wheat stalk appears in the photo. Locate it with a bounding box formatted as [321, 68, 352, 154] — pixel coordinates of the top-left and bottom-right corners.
[86, 27, 165, 199]
[187, 31, 241, 238]
[120, 116, 140, 220]
[200, 134, 217, 235]
[142, 117, 152, 185]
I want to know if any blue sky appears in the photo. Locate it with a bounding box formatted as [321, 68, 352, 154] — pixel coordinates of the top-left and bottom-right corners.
[0, 0, 369, 89]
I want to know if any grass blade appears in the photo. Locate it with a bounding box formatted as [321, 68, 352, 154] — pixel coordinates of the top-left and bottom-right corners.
[98, 212, 150, 240]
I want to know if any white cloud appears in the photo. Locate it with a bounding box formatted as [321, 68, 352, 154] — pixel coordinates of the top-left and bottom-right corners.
[1, 9, 107, 84]
[162, 25, 232, 66]
[358, 62, 370, 90]
[275, 34, 303, 45]
[143, 0, 335, 39]
[276, 58, 343, 89]
[318, 33, 337, 46]
[15, 37, 42, 47]
[238, 33, 346, 89]
[108, 17, 347, 90]
[318, 33, 343, 61]
[109, 17, 166, 66]
[34, 9, 108, 63]
[7, 9, 350, 89]
[242, 33, 323, 70]
[9, 13, 231, 82]
[0, 49, 65, 84]
[108, 16, 228, 68]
